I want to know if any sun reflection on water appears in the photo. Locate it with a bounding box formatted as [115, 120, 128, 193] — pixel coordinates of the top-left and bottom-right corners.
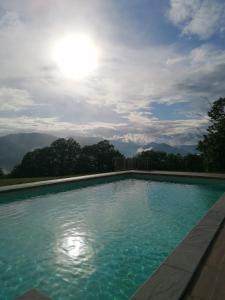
[55, 229, 96, 278]
[62, 235, 85, 258]
[55, 227, 96, 278]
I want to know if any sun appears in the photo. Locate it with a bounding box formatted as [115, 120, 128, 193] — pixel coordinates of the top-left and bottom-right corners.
[53, 34, 99, 79]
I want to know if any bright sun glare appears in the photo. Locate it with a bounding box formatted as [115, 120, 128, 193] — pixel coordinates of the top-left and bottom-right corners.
[53, 34, 99, 79]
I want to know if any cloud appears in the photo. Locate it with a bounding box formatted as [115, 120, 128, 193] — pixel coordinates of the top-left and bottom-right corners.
[0, 114, 207, 146]
[1, 34, 223, 144]
[0, 116, 126, 136]
[0, 1, 224, 145]
[167, 0, 225, 39]
[0, 88, 33, 111]
[0, 11, 22, 28]
[169, 45, 225, 107]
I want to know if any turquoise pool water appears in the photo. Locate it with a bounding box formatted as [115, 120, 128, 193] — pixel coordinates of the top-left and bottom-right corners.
[0, 175, 225, 300]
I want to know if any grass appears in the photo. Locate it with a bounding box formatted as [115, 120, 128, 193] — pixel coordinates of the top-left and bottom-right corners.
[0, 175, 77, 187]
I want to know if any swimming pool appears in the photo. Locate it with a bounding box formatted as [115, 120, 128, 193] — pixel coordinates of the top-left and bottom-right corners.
[1, 174, 225, 300]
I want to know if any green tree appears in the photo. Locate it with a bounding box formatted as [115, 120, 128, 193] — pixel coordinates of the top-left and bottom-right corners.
[135, 150, 202, 171]
[0, 167, 4, 177]
[51, 138, 81, 175]
[10, 139, 123, 177]
[136, 150, 168, 170]
[198, 98, 225, 171]
[82, 140, 123, 172]
[183, 154, 203, 172]
[11, 138, 81, 177]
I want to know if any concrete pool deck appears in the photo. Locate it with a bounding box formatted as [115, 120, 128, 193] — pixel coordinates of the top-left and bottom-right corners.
[2, 170, 224, 300]
[183, 219, 225, 300]
[0, 171, 131, 193]
[1, 170, 225, 194]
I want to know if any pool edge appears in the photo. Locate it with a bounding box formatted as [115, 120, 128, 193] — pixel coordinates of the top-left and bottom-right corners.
[0, 171, 133, 193]
[130, 179, 225, 300]
[1, 170, 225, 194]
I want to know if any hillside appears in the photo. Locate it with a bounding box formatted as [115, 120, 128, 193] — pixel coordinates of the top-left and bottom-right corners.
[0, 133, 57, 172]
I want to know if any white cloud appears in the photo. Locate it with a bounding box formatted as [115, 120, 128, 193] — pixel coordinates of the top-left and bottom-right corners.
[0, 11, 22, 29]
[0, 116, 126, 136]
[168, 0, 225, 39]
[110, 116, 208, 145]
[0, 115, 208, 146]
[0, 88, 33, 111]
[0, 1, 224, 145]
[0, 39, 223, 143]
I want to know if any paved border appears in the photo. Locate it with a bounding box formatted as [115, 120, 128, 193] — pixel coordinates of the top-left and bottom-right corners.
[3, 170, 224, 300]
[1, 170, 225, 194]
[134, 170, 225, 180]
[0, 171, 132, 193]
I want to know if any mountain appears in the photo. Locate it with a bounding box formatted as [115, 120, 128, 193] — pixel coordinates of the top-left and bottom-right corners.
[137, 143, 197, 156]
[0, 133, 57, 172]
[70, 136, 102, 146]
[68, 138, 197, 156]
[109, 140, 197, 157]
[0, 132, 198, 173]
[109, 140, 141, 157]
[177, 144, 198, 155]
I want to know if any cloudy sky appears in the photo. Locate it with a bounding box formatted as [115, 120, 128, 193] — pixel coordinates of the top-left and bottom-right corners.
[0, 0, 225, 145]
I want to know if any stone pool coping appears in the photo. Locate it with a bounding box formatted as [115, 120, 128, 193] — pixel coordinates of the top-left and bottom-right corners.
[0, 171, 131, 193]
[1, 170, 225, 194]
[3, 170, 224, 300]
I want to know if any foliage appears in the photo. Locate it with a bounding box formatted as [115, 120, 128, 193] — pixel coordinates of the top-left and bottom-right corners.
[198, 98, 225, 171]
[0, 168, 4, 178]
[10, 139, 123, 177]
[135, 150, 203, 172]
[82, 140, 122, 172]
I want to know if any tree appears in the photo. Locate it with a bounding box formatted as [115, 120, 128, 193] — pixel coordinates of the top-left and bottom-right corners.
[136, 150, 168, 170]
[183, 154, 203, 172]
[11, 138, 81, 177]
[51, 138, 81, 175]
[135, 150, 203, 171]
[82, 140, 124, 172]
[10, 139, 123, 177]
[0, 168, 4, 178]
[198, 98, 225, 171]
[76, 153, 98, 173]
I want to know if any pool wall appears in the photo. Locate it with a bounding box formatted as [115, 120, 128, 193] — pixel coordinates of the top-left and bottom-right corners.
[1, 170, 225, 300]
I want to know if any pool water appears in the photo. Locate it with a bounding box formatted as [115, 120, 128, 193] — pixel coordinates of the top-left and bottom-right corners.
[0, 176, 225, 300]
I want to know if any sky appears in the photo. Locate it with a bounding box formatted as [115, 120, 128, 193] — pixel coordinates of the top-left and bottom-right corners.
[0, 0, 225, 145]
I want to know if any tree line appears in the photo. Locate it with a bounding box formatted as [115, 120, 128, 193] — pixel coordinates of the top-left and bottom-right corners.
[134, 151, 203, 171]
[10, 139, 123, 177]
[0, 97, 224, 178]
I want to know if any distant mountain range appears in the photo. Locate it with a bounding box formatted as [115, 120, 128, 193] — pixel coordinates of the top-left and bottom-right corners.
[72, 138, 197, 157]
[136, 142, 197, 156]
[0, 133, 57, 172]
[0, 133, 197, 172]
